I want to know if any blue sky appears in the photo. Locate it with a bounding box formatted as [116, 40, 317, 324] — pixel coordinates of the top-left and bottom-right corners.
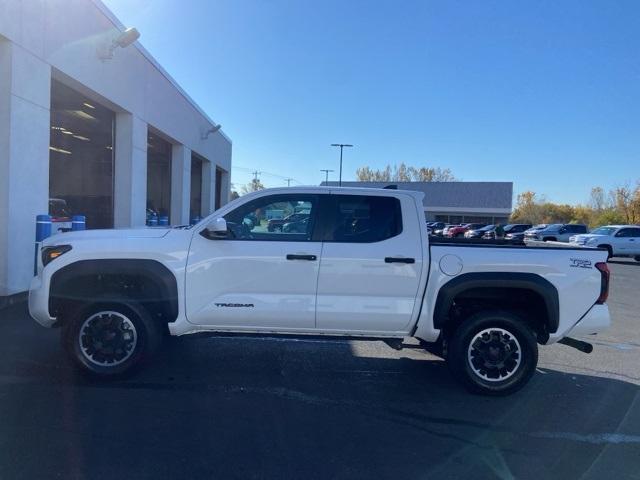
[103, 0, 639, 205]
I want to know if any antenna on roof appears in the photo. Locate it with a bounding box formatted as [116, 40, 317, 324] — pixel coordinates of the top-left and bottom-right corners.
[383, 184, 398, 190]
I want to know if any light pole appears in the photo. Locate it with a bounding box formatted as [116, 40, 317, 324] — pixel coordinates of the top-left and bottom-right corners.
[320, 169, 334, 184]
[285, 178, 293, 187]
[331, 144, 353, 187]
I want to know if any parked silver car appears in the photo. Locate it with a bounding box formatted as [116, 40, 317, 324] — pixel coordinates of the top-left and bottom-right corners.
[525, 223, 588, 242]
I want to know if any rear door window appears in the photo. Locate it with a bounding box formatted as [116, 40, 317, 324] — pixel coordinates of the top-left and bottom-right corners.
[323, 195, 402, 243]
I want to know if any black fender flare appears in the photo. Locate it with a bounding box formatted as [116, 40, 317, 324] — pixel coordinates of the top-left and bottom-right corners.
[49, 259, 179, 322]
[433, 272, 559, 333]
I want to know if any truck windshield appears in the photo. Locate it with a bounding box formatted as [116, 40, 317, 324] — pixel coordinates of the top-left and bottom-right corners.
[590, 227, 617, 235]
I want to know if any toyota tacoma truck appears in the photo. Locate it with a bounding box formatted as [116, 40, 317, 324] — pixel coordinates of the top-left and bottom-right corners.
[29, 187, 611, 395]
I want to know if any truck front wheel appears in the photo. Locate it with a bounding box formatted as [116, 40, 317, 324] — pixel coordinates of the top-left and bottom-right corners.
[61, 301, 162, 377]
[447, 311, 538, 396]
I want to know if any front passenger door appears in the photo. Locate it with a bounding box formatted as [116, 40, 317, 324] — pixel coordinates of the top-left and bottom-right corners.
[185, 193, 322, 330]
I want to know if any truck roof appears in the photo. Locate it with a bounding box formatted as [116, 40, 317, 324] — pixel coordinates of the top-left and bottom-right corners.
[241, 186, 426, 202]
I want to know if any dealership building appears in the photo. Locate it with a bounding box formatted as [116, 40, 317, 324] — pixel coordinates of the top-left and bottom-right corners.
[0, 0, 232, 300]
[322, 181, 513, 224]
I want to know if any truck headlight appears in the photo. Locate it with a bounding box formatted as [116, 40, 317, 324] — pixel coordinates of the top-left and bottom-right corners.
[42, 245, 72, 266]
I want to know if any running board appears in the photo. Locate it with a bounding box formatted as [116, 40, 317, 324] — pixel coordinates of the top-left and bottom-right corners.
[184, 331, 426, 350]
[558, 337, 593, 354]
[186, 331, 407, 344]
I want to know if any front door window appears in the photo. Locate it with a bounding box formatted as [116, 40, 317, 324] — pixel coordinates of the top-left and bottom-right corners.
[223, 194, 317, 241]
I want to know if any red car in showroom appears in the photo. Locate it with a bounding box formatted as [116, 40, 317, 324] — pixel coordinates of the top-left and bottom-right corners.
[446, 223, 487, 238]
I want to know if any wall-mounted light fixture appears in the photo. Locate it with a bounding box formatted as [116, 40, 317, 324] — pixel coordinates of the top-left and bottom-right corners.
[98, 27, 141, 61]
[201, 124, 222, 139]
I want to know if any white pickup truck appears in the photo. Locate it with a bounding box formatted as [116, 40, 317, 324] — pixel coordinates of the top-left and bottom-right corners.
[29, 187, 611, 395]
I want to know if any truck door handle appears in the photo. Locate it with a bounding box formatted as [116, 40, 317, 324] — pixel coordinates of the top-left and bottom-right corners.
[385, 257, 415, 264]
[286, 254, 317, 261]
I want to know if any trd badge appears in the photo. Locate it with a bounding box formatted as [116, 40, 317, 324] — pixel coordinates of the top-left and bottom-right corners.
[569, 258, 592, 269]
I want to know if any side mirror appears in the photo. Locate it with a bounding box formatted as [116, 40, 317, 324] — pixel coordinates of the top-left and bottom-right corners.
[559, 227, 567, 234]
[204, 217, 228, 239]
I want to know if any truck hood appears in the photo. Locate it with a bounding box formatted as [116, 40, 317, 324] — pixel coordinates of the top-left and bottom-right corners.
[574, 234, 606, 241]
[42, 228, 171, 246]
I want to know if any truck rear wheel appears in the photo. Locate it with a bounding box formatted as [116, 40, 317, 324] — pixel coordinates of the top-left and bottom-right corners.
[446, 310, 538, 396]
[61, 301, 162, 377]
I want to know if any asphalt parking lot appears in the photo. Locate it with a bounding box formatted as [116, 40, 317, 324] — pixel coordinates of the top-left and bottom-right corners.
[1, 260, 639, 480]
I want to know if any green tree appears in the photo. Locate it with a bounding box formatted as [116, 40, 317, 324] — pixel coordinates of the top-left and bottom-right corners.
[594, 209, 626, 226]
[355, 163, 455, 182]
[511, 183, 640, 228]
[571, 205, 595, 226]
[240, 178, 265, 195]
[511, 191, 544, 224]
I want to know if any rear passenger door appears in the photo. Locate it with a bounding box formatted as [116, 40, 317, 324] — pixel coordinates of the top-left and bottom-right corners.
[315, 193, 424, 333]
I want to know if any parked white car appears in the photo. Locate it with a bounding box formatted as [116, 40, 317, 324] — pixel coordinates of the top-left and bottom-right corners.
[29, 187, 611, 395]
[570, 225, 640, 260]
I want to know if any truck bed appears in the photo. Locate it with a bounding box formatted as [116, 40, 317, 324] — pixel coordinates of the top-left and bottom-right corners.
[430, 236, 600, 251]
[422, 238, 609, 345]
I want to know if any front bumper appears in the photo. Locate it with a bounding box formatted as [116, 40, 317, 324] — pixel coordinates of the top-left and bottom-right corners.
[28, 276, 57, 328]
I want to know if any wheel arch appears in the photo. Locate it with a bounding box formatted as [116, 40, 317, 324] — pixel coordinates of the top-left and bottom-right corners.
[597, 244, 613, 257]
[49, 259, 179, 325]
[433, 272, 560, 339]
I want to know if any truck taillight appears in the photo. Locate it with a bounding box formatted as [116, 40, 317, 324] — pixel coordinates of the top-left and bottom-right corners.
[595, 262, 610, 304]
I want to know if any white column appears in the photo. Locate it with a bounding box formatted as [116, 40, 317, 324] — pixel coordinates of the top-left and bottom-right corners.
[219, 169, 231, 206]
[0, 40, 51, 296]
[170, 144, 191, 225]
[114, 113, 147, 227]
[201, 159, 216, 216]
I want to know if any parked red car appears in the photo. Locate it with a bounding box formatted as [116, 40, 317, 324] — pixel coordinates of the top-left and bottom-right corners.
[446, 223, 487, 238]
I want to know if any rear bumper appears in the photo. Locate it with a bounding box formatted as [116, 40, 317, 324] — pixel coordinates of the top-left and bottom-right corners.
[28, 276, 57, 328]
[547, 304, 610, 344]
